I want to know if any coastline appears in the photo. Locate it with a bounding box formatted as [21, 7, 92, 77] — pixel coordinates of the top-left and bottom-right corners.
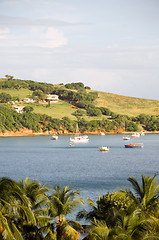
[0, 128, 158, 137]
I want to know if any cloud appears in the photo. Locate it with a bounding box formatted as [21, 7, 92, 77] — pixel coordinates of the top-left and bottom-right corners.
[31, 27, 68, 48]
[0, 26, 67, 49]
[0, 28, 9, 39]
[0, 15, 87, 27]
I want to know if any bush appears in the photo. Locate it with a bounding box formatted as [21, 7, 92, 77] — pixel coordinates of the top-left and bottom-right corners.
[73, 109, 86, 117]
[65, 82, 85, 90]
[87, 107, 102, 116]
[0, 92, 12, 103]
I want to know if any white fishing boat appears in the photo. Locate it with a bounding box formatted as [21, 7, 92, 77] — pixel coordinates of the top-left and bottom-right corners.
[70, 123, 89, 143]
[123, 135, 130, 140]
[131, 133, 140, 138]
[51, 135, 58, 140]
[70, 135, 89, 143]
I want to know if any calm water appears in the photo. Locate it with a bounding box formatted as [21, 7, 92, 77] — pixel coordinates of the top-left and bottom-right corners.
[0, 134, 159, 202]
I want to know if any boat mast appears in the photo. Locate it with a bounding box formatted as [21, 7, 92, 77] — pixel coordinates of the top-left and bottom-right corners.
[76, 123, 79, 135]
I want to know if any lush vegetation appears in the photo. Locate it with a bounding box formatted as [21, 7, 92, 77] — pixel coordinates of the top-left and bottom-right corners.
[0, 174, 159, 239]
[1, 103, 159, 133]
[0, 75, 159, 133]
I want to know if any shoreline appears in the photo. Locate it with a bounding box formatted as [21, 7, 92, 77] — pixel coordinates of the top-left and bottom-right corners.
[0, 129, 158, 137]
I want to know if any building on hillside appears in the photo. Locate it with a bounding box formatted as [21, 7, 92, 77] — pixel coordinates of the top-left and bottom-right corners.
[45, 94, 59, 103]
[13, 105, 25, 113]
[23, 98, 36, 103]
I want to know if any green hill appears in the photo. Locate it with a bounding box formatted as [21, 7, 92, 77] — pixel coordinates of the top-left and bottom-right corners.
[0, 76, 159, 134]
[0, 77, 159, 118]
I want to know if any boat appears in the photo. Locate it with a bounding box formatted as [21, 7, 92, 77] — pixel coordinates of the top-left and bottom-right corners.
[123, 135, 130, 140]
[70, 123, 89, 143]
[131, 133, 140, 138]
[70, 135, 89, 143]
[99, 146, 109, 151]
[51, 135, 58, 140]
[140, 131, 145, 136]
[125, 143, 144, 148]
[100, 132, 105, 136]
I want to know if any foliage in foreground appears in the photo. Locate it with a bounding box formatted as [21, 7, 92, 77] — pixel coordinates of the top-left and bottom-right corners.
[0, 174, 159, 239]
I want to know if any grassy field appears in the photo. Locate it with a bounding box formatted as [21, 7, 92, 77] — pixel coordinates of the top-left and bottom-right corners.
[94, 91, 159, 116]
[0, 88, 32, 99]
[32, 100, 77, 120]
[24, 100, 109, 121]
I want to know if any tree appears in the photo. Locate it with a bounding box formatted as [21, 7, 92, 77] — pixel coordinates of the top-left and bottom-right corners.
[32, 90, 45, 101]
[123, 174, 159, 213]
[17, 178, 53, 240]
[23, 106, 34, 113]
[0, 177, 28, 240]
[5, 75, 14, 80]
[0, 92, 12, 103]
[0, 177, 56, 240]
[84, 219, 110, 240]
[48, 185, 84, 240]
[110, 210, 154, 240]
[73, 109, 86, 117]
[65, 82, 85, 90]
[87, 107, 102, 116]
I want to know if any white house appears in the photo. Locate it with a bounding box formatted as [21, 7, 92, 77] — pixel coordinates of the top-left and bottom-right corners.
[45, 94, 59, 103]
[23, 98, 35, 103]
[13, 105, 25, 113]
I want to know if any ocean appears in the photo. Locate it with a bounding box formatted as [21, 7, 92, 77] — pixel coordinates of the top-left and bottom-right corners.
[0, 133, 158, 202]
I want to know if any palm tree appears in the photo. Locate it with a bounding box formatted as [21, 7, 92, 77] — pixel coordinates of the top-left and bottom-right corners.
[110, 209, 153, 240]
[84, 209, 159, 240]
[121, 174, 159, 214]
[0, 177, 24, 240]
[48, 185, 85, 240]
[0, 177, 54, 240]
[17, 177, 54, 240]
[84, 218, 110, 240]
[77, 197, 98, 222]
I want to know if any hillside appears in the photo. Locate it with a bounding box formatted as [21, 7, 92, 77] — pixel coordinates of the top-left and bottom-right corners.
[94, 91, 159, 116]
[0, 76, 159, 135]
[0, 77, 159, 118]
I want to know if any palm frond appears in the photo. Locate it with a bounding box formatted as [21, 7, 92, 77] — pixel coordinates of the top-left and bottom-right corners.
[128, 177, 144, 199]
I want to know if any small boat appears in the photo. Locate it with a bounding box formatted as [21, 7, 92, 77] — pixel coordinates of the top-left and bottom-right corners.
[131, 133, 140, 138]
[99, 146, 109, 151]
[70, 123, 89, 143]
[140, 131, 145, 136]
[100, 132, 105, 136]
[69, 143, 74, 147]
[70, 135, 89, 143]
[123, 135, 130, 140]
[125, 143, 143, 148]
[51, 135, 58, 140]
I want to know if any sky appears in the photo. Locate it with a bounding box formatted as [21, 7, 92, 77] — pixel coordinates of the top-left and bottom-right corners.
[0, 0, 159, 100]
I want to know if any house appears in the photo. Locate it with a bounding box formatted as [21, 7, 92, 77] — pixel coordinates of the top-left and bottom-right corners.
[13, 105, 25, 113]
[45, 94, 59, 103]
[23, 98, 35, 103]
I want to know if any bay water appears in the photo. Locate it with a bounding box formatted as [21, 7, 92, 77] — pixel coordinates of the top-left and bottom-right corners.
[0, 133, 159, 202]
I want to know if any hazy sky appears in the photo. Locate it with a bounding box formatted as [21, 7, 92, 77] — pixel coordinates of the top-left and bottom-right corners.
[0, 0, 159, 100]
